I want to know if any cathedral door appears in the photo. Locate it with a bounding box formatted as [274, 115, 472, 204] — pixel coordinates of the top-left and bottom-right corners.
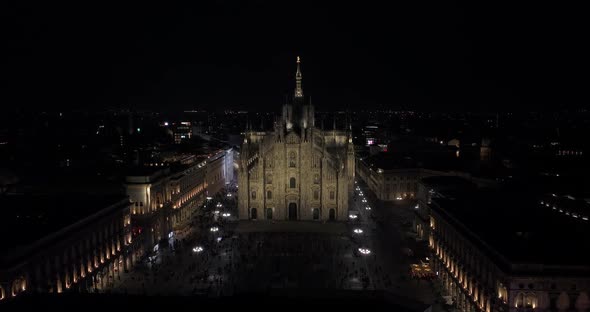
[251, 208, 257, 220]
[313, 208, 320, 220]
[288, 203, 297, 220]
[329, 209, 336, 221]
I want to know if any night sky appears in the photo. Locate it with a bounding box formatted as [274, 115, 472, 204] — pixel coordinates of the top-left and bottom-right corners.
[2, 1, 587, 113]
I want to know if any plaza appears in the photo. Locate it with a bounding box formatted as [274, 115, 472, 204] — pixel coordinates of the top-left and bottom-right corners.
[105, 178, 437, 308]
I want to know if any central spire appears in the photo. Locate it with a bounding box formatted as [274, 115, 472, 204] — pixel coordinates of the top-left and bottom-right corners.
[295, 56, 303, 98]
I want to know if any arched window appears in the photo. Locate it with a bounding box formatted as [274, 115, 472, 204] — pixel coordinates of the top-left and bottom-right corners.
[313, 190, 319, 200]
[267, 190, 272, 199]
[330, 190, 335, 200]
[251, 191, 256, 200]
[289, 152, 296, 168]
[313, 174, 320, 184]
[266, 174, 273, 184]
[290, 177, 296, 188]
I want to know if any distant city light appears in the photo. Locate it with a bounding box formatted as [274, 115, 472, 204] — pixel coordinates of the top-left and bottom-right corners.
[137, 128, 141, 132]
[222, 213, 231, 217]
[353, 228, 363, 234]
[164, 122, 169, 126]
[210, 227, 219, 232]
[206, 197, 213, 200]
[213, 210, 220, 215]
[349, 214, 358, 219]
[227, 193, 232, 197]
[365, 206, 371, 210]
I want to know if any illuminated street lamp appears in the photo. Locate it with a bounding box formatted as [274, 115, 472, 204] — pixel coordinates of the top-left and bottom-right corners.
[192, 246, 204, 253]
[222, 213, 231, 217]
[210, 226, 219, 232]
[353, 228, 363, 234]
[358, 248, 371, 255]
[365, 206, 371, 211]
[349, 214, 358, 220]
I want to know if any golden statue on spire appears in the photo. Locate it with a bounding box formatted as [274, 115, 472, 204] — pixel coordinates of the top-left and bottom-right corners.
[297, 56, 300, 63]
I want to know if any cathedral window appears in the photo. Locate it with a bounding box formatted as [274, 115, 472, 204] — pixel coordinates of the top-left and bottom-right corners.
[289, 151, 296, 168]
[313, 174, 320, 184]
[290, 177, 296, 188]
[330, 191, 335, 200]
[313, 190, 319, 200]
[267, 190, 272, 199]
[251, 191, 256, 200]
[267, 174, 273, 184]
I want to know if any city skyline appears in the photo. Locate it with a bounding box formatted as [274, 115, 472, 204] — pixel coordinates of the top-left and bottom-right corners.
[1, 1, 589, 309]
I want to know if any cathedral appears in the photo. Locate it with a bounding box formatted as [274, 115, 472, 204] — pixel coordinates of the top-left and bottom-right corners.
[238, 57, 355, 221]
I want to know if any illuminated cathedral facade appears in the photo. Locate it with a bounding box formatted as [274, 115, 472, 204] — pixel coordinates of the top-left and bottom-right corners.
[238, 57, 355, 221]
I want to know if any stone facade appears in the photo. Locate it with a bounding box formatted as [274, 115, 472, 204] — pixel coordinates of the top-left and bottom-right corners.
[238, 58, 355, 221]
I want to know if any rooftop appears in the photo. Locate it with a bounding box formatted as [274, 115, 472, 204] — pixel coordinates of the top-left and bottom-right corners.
[0, 193, 128, 264]
[362, 152, 418, 171]
[430, 185, 590, 271]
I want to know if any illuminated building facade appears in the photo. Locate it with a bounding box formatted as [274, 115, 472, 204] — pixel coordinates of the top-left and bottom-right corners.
[0, 196, 137, 300]
[173, 121, 192, 144]
[356, 154, 449, 201]
[125, 148, 234, 249]
[238, 57, 355, 221]
[415, 176, 590, 312]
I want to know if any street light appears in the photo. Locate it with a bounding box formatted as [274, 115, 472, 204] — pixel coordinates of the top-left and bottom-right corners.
[349, 214, 358, 220]
[353, 228, 363, 234]
[210, 226, 219, 232]
[193, 246, 204, 253]
[365, 206, 371, 210]
[222, 213, 231, 217]
[358, 248, 371, 255]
